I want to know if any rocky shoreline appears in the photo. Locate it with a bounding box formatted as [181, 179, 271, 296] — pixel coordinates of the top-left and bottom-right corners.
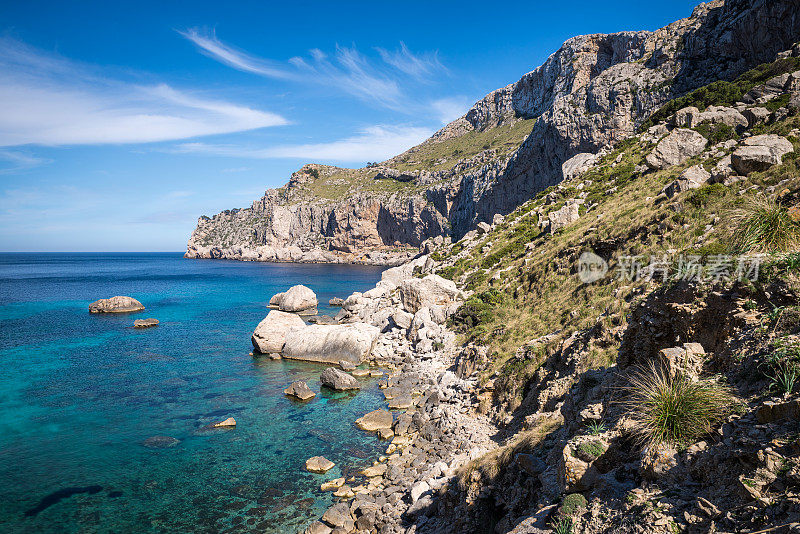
[184, 243, 418, 267]
[251, 255, 500, 534]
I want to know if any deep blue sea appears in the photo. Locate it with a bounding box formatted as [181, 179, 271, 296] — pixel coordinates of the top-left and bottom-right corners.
[0, 253, 387, 534]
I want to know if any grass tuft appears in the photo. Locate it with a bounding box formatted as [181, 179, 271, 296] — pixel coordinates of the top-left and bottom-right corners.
[622, 363, 738, 448]
[766, 359, 800, 394]
[732, 197, 800, 253]
[550, 517, 573, 534]
[585, 420, 607, 436]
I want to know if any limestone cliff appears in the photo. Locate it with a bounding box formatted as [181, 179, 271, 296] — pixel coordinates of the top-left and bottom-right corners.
[186, 0, 800, 264]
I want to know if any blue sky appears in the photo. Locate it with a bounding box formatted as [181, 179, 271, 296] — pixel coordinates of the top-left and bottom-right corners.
[0, 0, 700, 252]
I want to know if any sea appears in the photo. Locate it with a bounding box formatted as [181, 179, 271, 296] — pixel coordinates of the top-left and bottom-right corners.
[0, 252, 388, 533]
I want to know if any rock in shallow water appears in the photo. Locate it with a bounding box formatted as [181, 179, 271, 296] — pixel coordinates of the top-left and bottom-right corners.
[320, 477, 345, 491]
[305, 456, 335, 473]
[320, 368, 360, 391]
[277, 284, 318, 314]
[133, 318, 159, 328]
[282, 323, 379, 364]
[89, 296, 144, 314]
[213, 417, 236, 428]
[284, 381, 316, 400]
[355, 409, 393, 432]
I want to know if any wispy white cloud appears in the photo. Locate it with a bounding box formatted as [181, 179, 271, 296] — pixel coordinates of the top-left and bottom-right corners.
[0, 37, 287, 147]
[0, 149, 50, 174]
[180, 29, 447, 110]
[170, 125, 433, 163]
[375, 42, 445, 81]
[177, 28, 294, 79]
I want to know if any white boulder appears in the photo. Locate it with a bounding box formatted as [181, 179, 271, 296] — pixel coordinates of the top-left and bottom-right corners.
[278, 285, 318, 314]
[282, 323, 380, 364]
[400, 274, 462, 314]
[251, 310, 306, 354]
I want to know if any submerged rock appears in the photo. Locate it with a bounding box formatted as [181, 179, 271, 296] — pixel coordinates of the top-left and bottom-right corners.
[282, 323, 380, 364]
[284, 381, 316, 400]
[306, 456, 335, 473]
[89, 296, 144, 314]
[251, 310, 306, 354]
[320, 368, 360, 391]
[142, 436, 180, 448]
[133, 318, 159, 328]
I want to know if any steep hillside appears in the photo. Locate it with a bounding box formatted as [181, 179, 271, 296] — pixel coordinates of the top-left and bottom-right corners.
[411, 59, 800, 533]
[303, 49, 800, 534]
[187, 0, 800, 265]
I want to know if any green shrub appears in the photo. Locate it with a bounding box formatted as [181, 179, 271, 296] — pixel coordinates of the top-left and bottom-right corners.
[438, 266, 458, 280]
[766, 93, 791, 113]
[551, 517, 573, 534]
[575, 440, 606, 461]
[685, 183, 728, 209]
[694, 122, 737, 145]
[449, 290, 504, 333]
[623, 363, 737, 448]
[559, 493, 588, 516]
[732, 197, 800, 253]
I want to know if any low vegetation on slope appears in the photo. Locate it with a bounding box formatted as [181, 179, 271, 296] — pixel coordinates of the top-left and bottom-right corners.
[284, 119, 538, 201]
[388, 118, 537, 173]
[439, 113, 800, 402]
[424, 55, 800, 533]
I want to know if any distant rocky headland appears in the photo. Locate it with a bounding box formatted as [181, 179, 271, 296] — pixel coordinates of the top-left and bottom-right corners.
[185, 0, 797, 266]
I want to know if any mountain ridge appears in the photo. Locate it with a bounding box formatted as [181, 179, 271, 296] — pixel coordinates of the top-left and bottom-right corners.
[186, 0, 800, 265]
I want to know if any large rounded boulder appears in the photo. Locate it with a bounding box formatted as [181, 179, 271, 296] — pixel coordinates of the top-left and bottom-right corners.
[645, 128, 707, 170]
[399, 274, 462, 314]
[282, 323, 380, 364]
[89, 296, 145, 314]
[278, 285, 318, 315]
[251, 310, 307, 354]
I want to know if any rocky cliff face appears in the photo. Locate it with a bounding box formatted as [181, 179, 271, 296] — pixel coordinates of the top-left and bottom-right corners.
[186, 0, 800, 264]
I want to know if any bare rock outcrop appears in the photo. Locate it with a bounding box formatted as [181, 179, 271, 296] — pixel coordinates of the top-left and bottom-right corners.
[731, 134, 795, 175]
[89, 296, 145, 314]
[645, 128, 708, 170]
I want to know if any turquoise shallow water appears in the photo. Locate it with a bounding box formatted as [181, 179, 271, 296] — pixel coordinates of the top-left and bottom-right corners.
[0, 253, 387, 533]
